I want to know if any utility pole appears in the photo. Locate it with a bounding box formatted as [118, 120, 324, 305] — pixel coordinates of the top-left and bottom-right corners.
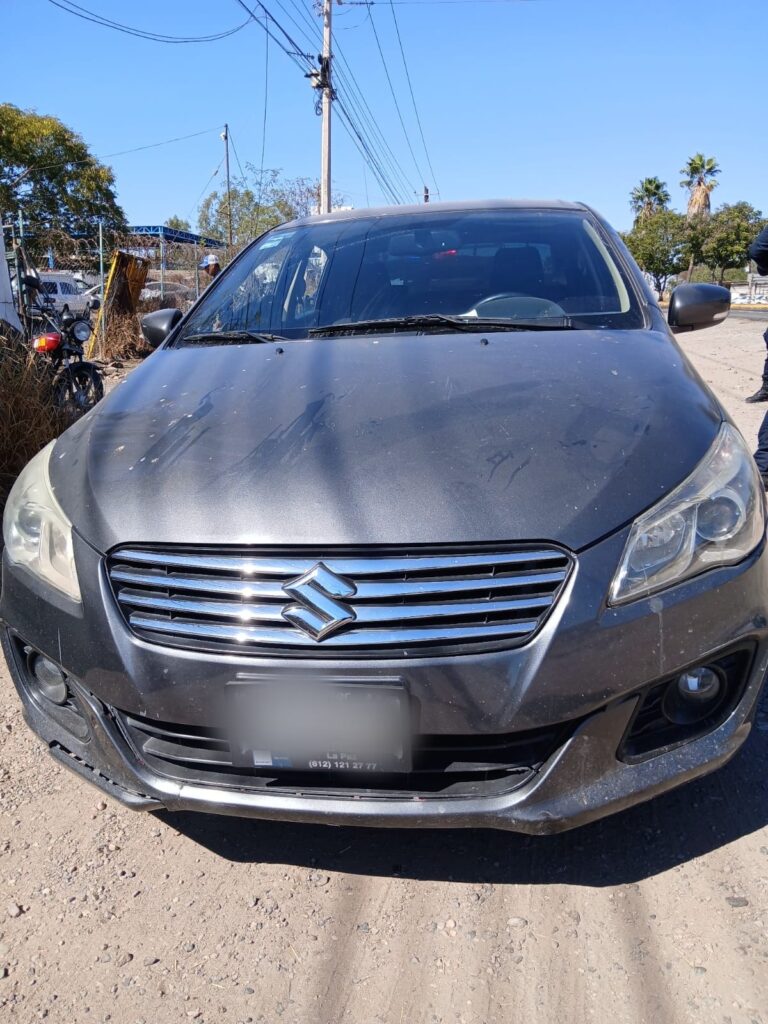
[319, 0, 333, 214]
[222, 123, 232, 247]
[424, 186, 430, 204]
[98, 218, 105, 353]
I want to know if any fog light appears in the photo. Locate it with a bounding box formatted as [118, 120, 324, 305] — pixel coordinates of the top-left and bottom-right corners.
[662, 666, 724, 725]
[29, 654, 69, 706]
[677, 667, 721, 703]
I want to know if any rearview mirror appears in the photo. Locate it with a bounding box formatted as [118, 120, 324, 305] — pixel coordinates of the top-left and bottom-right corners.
[668, 283, 730, 333]
[141, 307, 183, 349]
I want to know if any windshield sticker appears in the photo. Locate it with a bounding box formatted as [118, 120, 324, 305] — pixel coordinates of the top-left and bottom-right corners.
[260, 231, 295, 250]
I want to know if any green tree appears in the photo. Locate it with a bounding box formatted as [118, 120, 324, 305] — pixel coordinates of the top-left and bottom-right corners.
[681, 213, 711, 280]
[623, 209, 688, 297]
[197, 168, 343, 247]
[164, 215, 192, 232]
[701, 202, 764, 284]
[680, 153, 720, 220]
[0, 103, 126, 255]
[679, 154, 720, 280]
[629, 177, 670, 224]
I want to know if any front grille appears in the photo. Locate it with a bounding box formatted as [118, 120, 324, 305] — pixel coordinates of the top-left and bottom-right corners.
[107, 545, 573, 657]
[114, 707, 574, 799]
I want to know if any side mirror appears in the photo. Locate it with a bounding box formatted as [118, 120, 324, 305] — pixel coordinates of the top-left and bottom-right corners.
[141, 307, 183, 349]
[88, 297, 101, 312]
[22, 273, 40, 290]
[668, 283, 730, 333]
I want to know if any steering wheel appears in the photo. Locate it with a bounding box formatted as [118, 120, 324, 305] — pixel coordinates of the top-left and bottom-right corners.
[469, 293, 567, 319]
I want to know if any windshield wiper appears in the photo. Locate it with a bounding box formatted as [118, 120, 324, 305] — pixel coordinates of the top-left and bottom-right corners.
[179, 330, 286, 346]
[309, 314, 575, 337]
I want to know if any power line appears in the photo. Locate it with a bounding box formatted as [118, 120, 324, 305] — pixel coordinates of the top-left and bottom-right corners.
[12, 126, 225, 182]
[333, 45, 417, 200]
[366, 5, 425, 195]
[187, 158, 226, 224]
[387, 0, 440, 196]
[46, 0, 255, 42]
[104, 127, 225, 161]
[234, 0, 314, 70]
[237, 0, 413, 205]
[292, 2, 416, 200]
[227, 130, 247, 180]
[334, 98, 402, 204]
[255, 27, 270, 229]
[359, 1, 532, 5]
[277, 0, 414, 202]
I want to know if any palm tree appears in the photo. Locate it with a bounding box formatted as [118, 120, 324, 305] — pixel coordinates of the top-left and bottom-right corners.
[680, 154, 720, 220]
[630, 177, 671, 223]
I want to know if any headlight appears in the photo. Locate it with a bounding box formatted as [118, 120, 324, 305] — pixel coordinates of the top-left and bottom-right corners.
[610, 423, 765, 604]
[2, 442, 81, 602]
[72, 319, 92, 343]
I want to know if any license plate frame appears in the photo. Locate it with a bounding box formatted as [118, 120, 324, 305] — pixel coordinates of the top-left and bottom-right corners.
[227, 676, 412, 774]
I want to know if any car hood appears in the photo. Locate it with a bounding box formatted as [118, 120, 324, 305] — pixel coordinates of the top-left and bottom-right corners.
[51, 329, 721, 553]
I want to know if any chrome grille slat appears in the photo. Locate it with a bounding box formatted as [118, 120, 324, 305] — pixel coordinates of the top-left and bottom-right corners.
[110, 567, 288, 600]
[108, 545, 572, 656]
[128, 612, 541, 647]
[118, 589, 554, 624]
[115, 547, 567, 577]
[109, 566, 567, 601]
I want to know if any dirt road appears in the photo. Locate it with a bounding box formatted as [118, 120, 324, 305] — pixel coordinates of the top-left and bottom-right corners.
[1, 317, 767, 1024]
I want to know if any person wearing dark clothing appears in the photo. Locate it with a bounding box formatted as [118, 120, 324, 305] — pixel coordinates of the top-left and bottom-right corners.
[748, 226, 768, 486]
[745, 225, 768, 402]
[755, 414, 768, 486]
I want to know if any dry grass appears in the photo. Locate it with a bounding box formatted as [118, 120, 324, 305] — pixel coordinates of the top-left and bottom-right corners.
[0, 340, 65, 517]
[96, 313, 151, 362]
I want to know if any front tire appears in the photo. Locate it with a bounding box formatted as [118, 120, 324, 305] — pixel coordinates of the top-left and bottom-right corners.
[52, 362, 104, 419]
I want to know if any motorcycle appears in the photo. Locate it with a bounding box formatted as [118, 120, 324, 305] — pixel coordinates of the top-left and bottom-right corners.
[23, 273, 104, 418]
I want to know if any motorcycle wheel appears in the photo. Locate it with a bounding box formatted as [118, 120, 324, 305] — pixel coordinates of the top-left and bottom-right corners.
[53, 363, 104, 418]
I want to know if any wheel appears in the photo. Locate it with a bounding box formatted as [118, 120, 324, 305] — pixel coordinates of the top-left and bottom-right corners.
[53, 363, 104, 418]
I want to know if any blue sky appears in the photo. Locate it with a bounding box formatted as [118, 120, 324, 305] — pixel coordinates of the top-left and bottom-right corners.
[4, 0, 766, 232]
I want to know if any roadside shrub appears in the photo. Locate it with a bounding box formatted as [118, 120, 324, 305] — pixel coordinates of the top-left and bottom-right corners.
[0, 340, 64, 518]
[98, 313, 151, 362]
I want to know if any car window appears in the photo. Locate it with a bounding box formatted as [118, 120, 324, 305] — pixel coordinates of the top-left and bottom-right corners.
[178, 210, 644, 342]
[41, 281, 58, 295]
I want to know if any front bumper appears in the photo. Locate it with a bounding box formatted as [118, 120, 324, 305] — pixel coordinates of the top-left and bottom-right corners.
[2, 527, 768, 833]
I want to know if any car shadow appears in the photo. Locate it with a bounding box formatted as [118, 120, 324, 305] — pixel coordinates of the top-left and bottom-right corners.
[156, 721, 768, 888]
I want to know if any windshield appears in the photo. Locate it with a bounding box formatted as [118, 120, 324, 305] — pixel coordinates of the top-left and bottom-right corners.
[177, 209, 644, 343]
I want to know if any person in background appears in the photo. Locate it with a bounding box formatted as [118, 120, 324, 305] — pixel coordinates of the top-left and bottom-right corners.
[199, 253, 221, 283]
[748, 225, 768, 486]
[745, 224, 768, 402]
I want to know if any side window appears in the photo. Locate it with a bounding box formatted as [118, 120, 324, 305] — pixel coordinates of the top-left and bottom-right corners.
[41, 282, 57, 295]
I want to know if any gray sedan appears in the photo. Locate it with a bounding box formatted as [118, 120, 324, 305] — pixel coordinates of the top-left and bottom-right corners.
[2, 200, 765, 832]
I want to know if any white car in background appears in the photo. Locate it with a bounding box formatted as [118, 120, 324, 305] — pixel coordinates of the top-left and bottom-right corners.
[37, 272, 91, 314]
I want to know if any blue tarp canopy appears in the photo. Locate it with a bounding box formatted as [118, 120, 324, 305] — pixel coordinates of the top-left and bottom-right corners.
[128, 225, 226, 248]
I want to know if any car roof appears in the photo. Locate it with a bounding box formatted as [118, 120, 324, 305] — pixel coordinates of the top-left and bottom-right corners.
[283, 198, 593, 230]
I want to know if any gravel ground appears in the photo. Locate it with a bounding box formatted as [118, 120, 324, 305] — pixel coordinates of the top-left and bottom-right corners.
[1, 316, 767, 1024]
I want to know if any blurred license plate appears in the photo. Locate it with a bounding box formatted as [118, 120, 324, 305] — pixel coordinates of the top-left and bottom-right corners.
[227, 680, 411, 773]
